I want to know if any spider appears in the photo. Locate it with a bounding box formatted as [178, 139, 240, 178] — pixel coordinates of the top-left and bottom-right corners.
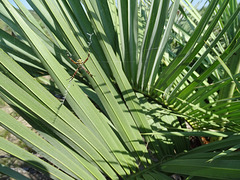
[68, 51, 93, 81]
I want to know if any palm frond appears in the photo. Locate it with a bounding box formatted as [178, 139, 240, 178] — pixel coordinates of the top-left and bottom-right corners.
[0, 0, 240, 179]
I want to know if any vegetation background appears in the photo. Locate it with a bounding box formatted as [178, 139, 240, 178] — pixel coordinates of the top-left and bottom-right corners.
[0, 0, 240, 179]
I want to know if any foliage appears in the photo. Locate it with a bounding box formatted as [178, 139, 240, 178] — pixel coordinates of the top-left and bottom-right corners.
[0, 0, 240, 179]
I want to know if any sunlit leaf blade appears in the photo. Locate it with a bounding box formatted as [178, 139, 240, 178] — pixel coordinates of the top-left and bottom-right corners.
[82, 0, 153, 165]
[1, 0, 240, 179]
[137, 0, 170, 90]
[0, 48, 133, 177]
[167, 6, 240, 102]
[153, 0, 227, 93]
[0, 110, 99, 179]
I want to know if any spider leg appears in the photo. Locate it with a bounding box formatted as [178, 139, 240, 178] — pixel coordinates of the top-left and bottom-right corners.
[83, 51, 90, 64]
[68, 56, 78, 64]
[68, 51, 93, 79]
[69, 65, 81, 81]
[81, 65, 93, 77]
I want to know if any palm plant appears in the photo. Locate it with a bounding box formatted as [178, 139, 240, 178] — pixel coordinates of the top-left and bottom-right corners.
[0, 0, 240, 179]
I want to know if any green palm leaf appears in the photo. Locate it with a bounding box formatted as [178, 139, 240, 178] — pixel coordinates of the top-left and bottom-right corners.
[0, 0, 240, 179]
